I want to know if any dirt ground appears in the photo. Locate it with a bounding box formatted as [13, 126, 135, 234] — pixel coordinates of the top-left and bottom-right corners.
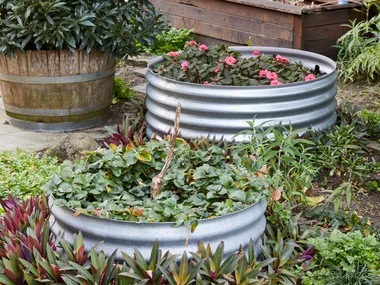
[337, 81, 380, 112]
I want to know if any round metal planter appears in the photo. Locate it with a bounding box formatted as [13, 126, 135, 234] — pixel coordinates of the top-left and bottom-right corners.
[145, 46, 338, 141]
[49, 197, 266, 260]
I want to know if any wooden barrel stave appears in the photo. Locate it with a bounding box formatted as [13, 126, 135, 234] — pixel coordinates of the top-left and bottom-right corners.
[0, 49, 115, 131]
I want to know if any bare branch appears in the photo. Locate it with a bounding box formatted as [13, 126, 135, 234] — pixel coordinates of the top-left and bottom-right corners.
[150, 103, 182, 199]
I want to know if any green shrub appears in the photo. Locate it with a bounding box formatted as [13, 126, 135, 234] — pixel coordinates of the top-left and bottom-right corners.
[112, 77, 136, 104]
[308, 230, 380, 273]
[336, 0, 380, 82]
[0, 0, 165, 58]
[0, 149, 58, 200]
[144, 27, 194, 55]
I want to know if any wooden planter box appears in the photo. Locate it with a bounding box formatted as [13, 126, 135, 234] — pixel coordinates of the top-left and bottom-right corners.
[151, 0, 361, 59]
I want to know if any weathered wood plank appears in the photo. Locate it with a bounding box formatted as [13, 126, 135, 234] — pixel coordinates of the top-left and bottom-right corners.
[17, 53, 28, 76]
[27, 50, 48, 76]
[7, 55, 20, 75]
[80, 50, 90, 74]
[224, 0, 302, 14]
[0, 54, 9, 74]
[59, 50, 80, 75]
[292, 15, 304, 49]
[151, 0, 295, 26]
[47, 50, 60, 76]
[305, 38, 338, 54]
[304, 7, 360, 27]
[155, 0, 293, 41]
[167, 15, 293, 47]
[305, 23, 350, 41]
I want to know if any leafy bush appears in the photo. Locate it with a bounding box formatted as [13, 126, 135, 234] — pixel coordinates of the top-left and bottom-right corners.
[45, 139, 269, 226]
[144, 27, 194, 55]
[0, 0, 165, 58]
[155, 43, 321, 86]
[336, 0, 380, 82]
[308, 230, 380, 273]
[112, 78, 136, 104]
[0, 149, 58, 200]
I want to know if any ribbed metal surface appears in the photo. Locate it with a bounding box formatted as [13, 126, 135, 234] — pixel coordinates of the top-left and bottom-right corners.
[49, 198, 266, 261]
[146, 47, 338, 141]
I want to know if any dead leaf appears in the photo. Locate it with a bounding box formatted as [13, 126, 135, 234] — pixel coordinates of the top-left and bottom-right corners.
[304, 195, 325, 206]
[270, 187, 283, 202]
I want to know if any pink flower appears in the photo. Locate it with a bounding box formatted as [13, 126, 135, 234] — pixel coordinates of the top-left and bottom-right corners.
[168, 51, 180, 57]
[214, 67, 220, 73]
[259, 70, 268, 77]
[305, 74, 316, 81]
[276, 54, 290, 64]
[266, 72, 278, 81]
[203, 81, 209, 85]
[188, 40, 197, 46]
[181, 61, 189, 70]
[253, 50, 260, 55]
[225, 56, 237, 65]
[200, 44, 208, 51]
[270, 79, 283, 86]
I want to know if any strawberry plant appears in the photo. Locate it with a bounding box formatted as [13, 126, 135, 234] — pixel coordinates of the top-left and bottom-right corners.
[45, 138, 270, 227]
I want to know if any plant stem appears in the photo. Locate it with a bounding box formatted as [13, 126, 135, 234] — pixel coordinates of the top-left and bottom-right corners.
[150, 103, 182, 199]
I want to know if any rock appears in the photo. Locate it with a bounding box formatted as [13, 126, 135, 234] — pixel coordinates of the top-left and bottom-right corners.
[49, 133, 99, 161]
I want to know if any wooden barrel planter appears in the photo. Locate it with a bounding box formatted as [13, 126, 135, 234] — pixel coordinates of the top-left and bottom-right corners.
[151, 0, 361, 59]
[0, 50, 116, 131]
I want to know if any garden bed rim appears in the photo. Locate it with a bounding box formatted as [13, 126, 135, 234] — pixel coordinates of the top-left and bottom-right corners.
[148, 46, 337, 90]
[49, 195, 267, 226]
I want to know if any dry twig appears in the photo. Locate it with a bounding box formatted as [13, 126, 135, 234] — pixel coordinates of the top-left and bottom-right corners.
[150, 103, 182, 199]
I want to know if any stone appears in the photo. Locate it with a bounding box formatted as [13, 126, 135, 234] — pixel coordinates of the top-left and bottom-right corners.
[133, 67, 148, 78]
[132, 83, 147, 95]
[48, 133, 99, 161]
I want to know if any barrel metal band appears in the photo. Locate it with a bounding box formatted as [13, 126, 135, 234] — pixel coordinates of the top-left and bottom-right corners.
[0, 67, 115, 84]
[3, 102, 110, 116]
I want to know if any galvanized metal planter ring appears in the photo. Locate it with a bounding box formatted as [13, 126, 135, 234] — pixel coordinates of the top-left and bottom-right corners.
[146, 46, 338, 142]
[49, 196, 267, 261]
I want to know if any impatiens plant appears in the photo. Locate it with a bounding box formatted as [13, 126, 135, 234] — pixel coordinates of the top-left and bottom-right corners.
[155, 43, 322, 86]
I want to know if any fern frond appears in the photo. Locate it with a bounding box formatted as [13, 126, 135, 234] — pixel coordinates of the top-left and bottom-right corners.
[344, 43, 380, 82]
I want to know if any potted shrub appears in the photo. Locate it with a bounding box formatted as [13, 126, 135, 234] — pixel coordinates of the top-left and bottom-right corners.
[0, 0, 165, 131]
[46, 114, 268, 259]
[145, 43, 338, 141]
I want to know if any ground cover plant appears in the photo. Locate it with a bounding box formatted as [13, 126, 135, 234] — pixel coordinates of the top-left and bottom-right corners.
[0, 0, 166, 58]
[45, 138, 270, 227]
[0, 149, 58, 201]
[155, 43, 321, 86]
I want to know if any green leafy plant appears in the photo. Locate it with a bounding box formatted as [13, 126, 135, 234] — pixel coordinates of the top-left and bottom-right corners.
[112, 78, 137, 104]
[336, 0, 380, 82]
[144, 27, 194, 55]
[155, 43, 322, 86]
[0, 0, 165, 58]
[45, 138, 270, 227]
[104, 107, 146, 148]
[307, 230, 380, 273]
[0, 149, 58, 201]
